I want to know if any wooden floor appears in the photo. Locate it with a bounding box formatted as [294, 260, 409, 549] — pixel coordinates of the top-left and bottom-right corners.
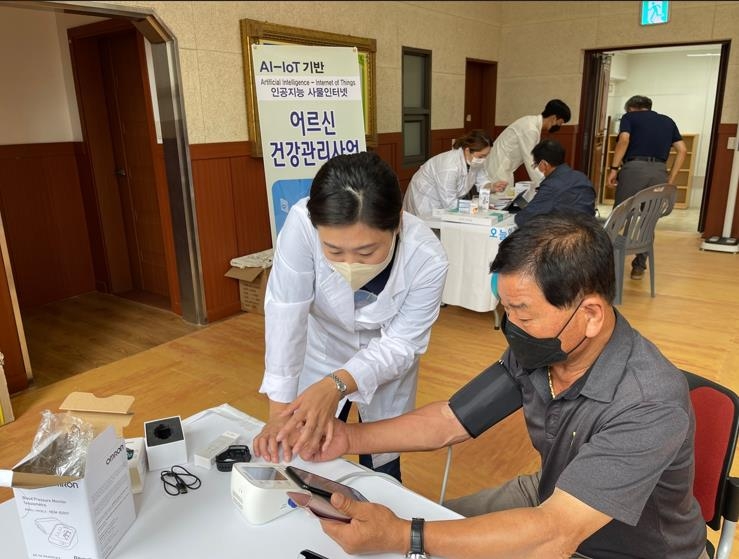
[2, 229, 739, 554]
[20, 291, 201, 388]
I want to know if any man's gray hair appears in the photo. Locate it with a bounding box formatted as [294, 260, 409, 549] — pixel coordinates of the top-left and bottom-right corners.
[624, 95, 652, 111]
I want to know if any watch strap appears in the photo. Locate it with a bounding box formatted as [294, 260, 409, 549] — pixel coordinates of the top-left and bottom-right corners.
[330, 372, 347, 396]
[407, 517, 426, 557]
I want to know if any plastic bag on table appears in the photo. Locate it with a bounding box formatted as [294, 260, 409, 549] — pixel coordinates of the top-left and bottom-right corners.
[14, 410, 94, 478]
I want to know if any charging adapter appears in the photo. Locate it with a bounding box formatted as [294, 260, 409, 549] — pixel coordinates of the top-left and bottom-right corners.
[144, 416, 187, 471]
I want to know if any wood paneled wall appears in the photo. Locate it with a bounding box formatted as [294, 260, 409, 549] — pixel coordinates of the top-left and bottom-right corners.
[189, 142, 271, 322]
[703, 123, 739, 238]
[7, 119, 723, 337]
[0, 143, 95, 310]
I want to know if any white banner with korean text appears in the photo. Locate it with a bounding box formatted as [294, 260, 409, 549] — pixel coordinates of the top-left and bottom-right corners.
[251, 44, 367, 244]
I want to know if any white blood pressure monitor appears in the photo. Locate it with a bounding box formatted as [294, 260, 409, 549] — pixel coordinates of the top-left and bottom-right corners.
[230, 463, 299, 524]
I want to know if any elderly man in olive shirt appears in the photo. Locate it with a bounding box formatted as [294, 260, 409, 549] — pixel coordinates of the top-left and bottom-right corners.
[292, 212, 707, 559]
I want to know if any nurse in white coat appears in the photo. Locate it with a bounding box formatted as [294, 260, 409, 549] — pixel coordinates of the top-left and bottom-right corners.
[254, 151, 448, 480]
[486, 99, 571, 192]
[402, 129, 506, 219]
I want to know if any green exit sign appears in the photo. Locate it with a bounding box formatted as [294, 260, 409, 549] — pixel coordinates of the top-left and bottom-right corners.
[641, 1, 670, 25]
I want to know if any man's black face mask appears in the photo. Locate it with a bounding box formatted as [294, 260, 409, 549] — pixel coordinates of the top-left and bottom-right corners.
[501, 301, 584, 370]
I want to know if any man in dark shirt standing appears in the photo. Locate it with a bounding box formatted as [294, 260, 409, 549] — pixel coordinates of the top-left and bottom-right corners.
[607, 95, 686, 279]
[514, 139, 596, 228]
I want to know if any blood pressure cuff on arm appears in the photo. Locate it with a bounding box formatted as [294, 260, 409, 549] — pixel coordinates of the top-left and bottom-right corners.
[449, 361, 523, 438]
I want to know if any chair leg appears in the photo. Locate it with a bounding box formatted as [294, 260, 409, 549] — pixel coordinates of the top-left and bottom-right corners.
[614, 249, 624, 305]
[716, 518, 736, 559]
[648, 246, 655, 298]
[439, 446, 453, 504]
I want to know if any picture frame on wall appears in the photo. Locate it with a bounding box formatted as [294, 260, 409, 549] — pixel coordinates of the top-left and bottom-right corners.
[240, 18, 377, 157]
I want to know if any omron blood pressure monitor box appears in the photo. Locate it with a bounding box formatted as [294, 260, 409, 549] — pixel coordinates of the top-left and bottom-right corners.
[8, 393, 136, 559]
[11, 426, 136, 559]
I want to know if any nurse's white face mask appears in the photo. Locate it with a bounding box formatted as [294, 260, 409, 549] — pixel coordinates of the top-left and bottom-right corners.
[331, 233, 397, 291]
[466, 147, 490, 167]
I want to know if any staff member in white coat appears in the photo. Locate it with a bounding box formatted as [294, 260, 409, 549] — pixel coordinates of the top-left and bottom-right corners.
[402, 129, 506, 219]
[253, 151, 448, 481]
[487, 99, 571, 192]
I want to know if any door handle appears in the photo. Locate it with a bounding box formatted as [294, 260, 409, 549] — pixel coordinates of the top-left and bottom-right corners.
[114, 168, 127, 177]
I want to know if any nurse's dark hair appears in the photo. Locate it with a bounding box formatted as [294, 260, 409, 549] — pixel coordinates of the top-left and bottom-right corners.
[541, 99, 571, 123]
[307, 151, 401, 231]
[452, 129, 493, 152]
[490, 211, 615, 306]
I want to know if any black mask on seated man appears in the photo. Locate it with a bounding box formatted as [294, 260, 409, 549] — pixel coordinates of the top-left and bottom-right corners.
[501, 301, 585, 370]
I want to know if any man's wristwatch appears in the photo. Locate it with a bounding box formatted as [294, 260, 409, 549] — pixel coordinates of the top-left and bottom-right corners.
[329, 372, 347, 397]
[610, 165, 620, 171]
[405, 517, 429, 558]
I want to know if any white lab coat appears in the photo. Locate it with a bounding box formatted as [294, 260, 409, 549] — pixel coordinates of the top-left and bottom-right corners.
[260, 198, 448, 466]
[487, 114, 545, 189]
[403, 148, 491, 218]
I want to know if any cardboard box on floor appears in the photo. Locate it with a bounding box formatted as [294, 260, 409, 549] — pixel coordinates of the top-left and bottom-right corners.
[225, 248, 273, 315]
[8, 392, 136, 559]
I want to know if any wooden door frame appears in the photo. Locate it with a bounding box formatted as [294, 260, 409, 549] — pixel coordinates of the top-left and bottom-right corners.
[6, 1, 206, 324]
[577, 40, 729, 232]
[69, 20, 173, 303]
[464, 58, 497, 135]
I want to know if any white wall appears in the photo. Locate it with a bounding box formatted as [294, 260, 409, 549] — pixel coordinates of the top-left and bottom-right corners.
[0, 7, 82, 144]
[607, 49, 720, 194]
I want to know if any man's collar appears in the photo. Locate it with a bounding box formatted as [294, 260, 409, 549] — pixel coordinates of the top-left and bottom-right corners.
[543, 163, 570, 180]
[572, 309, 632, 403]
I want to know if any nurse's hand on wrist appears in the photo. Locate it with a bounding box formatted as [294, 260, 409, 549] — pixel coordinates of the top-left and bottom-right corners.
[253, 415, 292, 462]
[276, 376, 346, 458]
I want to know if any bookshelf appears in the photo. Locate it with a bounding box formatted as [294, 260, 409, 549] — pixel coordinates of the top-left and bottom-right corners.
[604, 133, 697, 209]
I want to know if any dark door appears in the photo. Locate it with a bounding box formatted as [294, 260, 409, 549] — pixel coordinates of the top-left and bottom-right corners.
[69, 20, 171, 304]
[102, 31, 169, 297]
[465, 59, 497, 134]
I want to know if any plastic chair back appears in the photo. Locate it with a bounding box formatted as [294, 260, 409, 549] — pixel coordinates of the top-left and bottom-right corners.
[602, 184, 676, 304]
[603, 196, 633, 243]
[619, 183, 676, 255]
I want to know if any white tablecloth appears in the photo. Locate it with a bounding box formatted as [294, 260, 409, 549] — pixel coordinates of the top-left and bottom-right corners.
[0, 404, 460, 559]
[431, 216, 517, 313]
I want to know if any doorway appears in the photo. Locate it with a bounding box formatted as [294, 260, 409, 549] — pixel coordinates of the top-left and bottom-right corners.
[69, 19, 171, 307]
[464, 59, 497, 134]
[579, 42, 727, 233]
[0, 2, 205, 394]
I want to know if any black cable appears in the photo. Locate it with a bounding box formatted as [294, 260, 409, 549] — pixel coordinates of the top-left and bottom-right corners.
[160, 465, 201, 496]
